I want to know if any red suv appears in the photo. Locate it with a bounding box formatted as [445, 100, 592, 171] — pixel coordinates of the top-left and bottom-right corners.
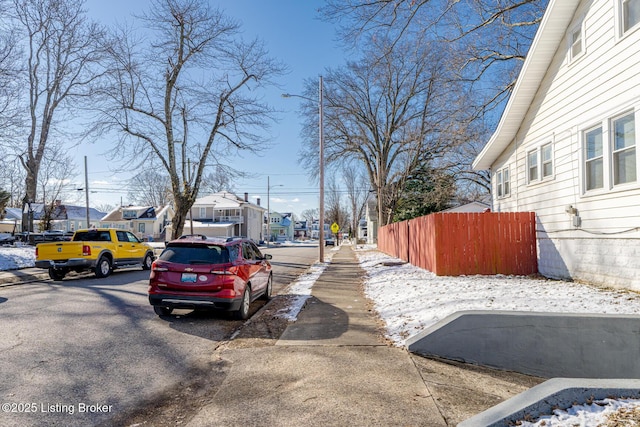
[148, 236, 273, 319]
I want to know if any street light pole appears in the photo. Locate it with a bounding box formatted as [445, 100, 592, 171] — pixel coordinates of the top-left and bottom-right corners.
[281, 75, 325, 262]
[267, 176, 271, 248]
[318, 76, 325, 263]
[266, 176, 284, 248]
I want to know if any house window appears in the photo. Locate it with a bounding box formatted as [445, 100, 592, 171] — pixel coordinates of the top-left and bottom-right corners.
[527, 143, 554, 184]
[138, 223, 145, 233]
[585, 126, 604, 190]
[496, 167, 510, 198]
[570, 25, 583, 60]
[623, 0, 640, 33]
[199, 207, 206, 218]
[527, 150, 538, 182]
[542, 143, 553, 178]
[612, 112, 636, 185]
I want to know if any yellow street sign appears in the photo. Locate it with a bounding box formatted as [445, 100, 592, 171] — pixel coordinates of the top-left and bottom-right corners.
[330, 222, 339, 233]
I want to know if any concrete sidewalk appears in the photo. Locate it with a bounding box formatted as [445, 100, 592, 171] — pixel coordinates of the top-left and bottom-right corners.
[0, 267, 49, 285]
[187, 246, 448, 426]
[186, 246, 541, 426]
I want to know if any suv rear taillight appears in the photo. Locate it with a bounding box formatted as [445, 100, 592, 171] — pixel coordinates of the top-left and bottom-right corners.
[35, 247, 39, 257]
[149, 262, 168, 279]
[82, 245, 91, 256]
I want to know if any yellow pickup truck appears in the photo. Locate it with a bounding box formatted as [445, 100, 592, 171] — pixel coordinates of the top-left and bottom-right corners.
[35, 228, 156, 281]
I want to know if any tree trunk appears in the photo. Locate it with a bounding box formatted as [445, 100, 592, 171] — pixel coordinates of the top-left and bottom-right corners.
[21, 158, 39, 232]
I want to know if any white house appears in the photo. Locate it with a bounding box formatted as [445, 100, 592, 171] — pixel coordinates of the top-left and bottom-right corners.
[100, 205, 174, 241]
[184, 191, 265, 242]
[473, 0, 640, 290]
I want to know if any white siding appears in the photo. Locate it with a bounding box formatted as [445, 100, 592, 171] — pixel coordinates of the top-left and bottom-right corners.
[490, 0, 640, 290]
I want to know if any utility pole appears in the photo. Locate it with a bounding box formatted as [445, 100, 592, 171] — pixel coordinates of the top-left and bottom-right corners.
[319, 76, 325, 262]
[84, 156, 90, 228]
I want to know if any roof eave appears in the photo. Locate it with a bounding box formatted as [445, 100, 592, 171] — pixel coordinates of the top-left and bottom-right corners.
[473, 0, 581, 171]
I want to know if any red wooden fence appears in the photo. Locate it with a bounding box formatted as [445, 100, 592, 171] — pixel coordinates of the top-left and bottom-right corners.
[378, 212, 537, 276]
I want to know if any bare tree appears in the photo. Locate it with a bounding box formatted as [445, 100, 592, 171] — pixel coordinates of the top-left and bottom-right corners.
[10, 0, 108, 231]
[321, 0, 547, 207]
[300, 208, 318, 224]
[100, 0, 285, 239]
[199, 165, 238, 195]
[0, 188, 9, 219]
[127, 170, 173, 207]
[0, 1, 21, 138]
[36, 144, 76, 231]
[93, 203, 115, 214]
[0, 152, 24, 207]
[325, 174, 349, 234]
[322, 0, 547, 116]
[343, 164, 369, 237]
[299, 38, 470, 226]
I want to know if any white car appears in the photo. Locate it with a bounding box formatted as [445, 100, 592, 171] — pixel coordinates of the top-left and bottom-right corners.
[0, 233, 15, 245]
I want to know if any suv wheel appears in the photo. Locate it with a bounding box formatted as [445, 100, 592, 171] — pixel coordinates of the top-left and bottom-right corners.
[154, 306, 173, 316]
[261, 274, 272, 301]
[234, 286, 251, 320]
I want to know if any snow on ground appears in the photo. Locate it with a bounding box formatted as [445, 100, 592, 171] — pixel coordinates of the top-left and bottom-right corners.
[352, 245, 640, 346]
[520, 398, 640, 426]
[0, 245, 36, 270]
[275, 245, 339, 321]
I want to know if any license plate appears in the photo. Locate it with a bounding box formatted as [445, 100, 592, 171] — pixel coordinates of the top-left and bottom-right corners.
[181, 273, 197, 283]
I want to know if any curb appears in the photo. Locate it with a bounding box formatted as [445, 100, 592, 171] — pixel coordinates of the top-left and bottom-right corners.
[458, 378, 640, 426]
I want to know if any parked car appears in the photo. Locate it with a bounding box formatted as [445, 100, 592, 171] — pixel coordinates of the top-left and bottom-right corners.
[325, 237, 335, 246]
[0, 233, 15, 245]
[148, 235, 273, 320]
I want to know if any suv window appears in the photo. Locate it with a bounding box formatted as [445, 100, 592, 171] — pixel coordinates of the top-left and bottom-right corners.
[242, 242, 256, 260]
[160, 244, 230, 264]
[249, 241, 264, 259]
[228, 244, 240, 262]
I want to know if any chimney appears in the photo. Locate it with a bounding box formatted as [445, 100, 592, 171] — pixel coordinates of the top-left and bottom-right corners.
[257, 197, 261, 206]
[244, 192, 249, 202]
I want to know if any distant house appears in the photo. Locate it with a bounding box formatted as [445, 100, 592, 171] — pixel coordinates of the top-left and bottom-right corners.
[100, 205, 173, 241]
[23, 201, 106, 232]
[473, 0, 640, 290]
[364, 198, 378, 244]
[267, 211, 294, 241]
[357, 219, 367, 241]
[49, 203, 107, 232]
[294, 220, 310, 239]
[443, 201, 491, 213]
[0, 207, 22, 233]
[309, 220, 330, 241]
[176, 191, 265, 242]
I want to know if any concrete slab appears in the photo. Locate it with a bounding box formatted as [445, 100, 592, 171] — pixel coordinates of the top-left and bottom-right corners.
[186, 346, 447, 427]
[407, 310, 640, 378]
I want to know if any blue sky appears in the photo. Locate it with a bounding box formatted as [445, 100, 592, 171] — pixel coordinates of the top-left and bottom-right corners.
[77, 0, 345, 217]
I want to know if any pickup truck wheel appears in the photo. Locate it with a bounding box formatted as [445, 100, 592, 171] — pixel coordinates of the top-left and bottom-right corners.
[142, 253, 153, 270]
[95, 256, 112, 278]
[153, 306, 173, 316]
[48, 268, 66, 281]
